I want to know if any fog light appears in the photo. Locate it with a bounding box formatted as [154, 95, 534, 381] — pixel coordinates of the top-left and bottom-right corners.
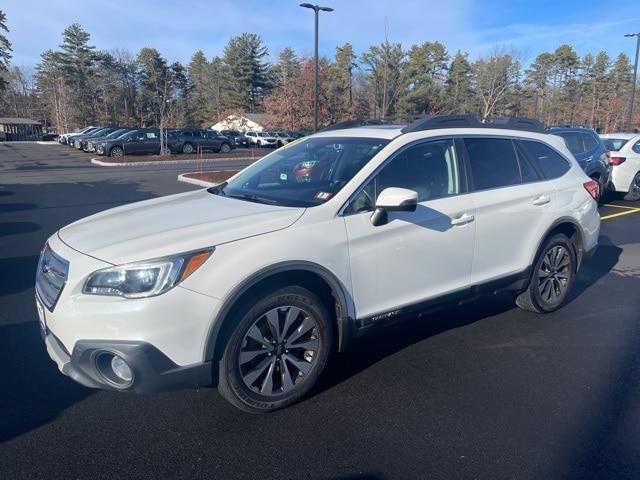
[111, 355, 132, 382]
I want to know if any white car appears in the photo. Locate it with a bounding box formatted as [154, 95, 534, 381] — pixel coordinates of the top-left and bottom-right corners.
[245, 131, 278, 147]
[599, 133, 640, 201]
[37, 115, 600, 412]
[58, 126, 96, 145]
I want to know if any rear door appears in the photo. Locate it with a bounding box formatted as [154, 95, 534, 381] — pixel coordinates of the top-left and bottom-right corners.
[461, 136, 558, 286]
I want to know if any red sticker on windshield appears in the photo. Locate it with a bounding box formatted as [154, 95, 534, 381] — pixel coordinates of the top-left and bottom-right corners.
[314, 192, 333, 201]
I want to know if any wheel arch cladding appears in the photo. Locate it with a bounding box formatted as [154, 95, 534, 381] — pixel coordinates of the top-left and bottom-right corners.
[204, 262, 352, 370]
[535, 218, 585, 270]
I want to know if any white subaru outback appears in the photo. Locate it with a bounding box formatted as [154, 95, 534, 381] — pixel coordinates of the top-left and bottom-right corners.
[36, 115, 600, 412]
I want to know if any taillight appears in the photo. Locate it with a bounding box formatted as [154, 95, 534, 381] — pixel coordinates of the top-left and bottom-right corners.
[584, 180, 600, 201]
[609, 156, 626, 166]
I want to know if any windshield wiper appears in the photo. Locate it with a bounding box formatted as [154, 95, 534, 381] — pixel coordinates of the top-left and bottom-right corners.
[225, 192, 280, 205]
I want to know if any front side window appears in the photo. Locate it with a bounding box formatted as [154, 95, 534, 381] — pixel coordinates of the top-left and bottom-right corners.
[347, 139, 460, 214]
[520, 140, 570, 179]
[220, 137, 389, 207]
[464, 137, 521, 190]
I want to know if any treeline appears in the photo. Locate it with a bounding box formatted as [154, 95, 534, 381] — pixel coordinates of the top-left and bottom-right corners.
[1, 17, 639, 133]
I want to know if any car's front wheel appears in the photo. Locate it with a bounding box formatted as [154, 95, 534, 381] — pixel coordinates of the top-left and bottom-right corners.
[218, 286, 333, 413]
[516, 233, 576, 313]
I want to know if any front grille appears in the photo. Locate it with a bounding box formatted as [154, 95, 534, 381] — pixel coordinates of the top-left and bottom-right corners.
[36, 244, 70, 311]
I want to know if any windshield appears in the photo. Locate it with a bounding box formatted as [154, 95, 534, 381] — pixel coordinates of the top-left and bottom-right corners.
[602, 138, 629, 152]
[219, 136, 389, 207]
[106, 129, 128, 139]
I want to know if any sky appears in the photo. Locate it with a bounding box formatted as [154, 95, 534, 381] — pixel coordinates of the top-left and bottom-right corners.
[3, 0, 640, 70]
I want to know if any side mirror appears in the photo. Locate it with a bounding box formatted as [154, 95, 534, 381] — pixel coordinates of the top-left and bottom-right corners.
[371, 187, 418, 227]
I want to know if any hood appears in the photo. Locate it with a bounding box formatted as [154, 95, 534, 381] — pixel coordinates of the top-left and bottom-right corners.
[58, 189, 305, 264]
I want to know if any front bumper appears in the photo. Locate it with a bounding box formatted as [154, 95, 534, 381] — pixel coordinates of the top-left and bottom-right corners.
[43, 332, 212, 392]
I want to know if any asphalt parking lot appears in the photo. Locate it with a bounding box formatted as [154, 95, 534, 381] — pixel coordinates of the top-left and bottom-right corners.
[1, 142, 639, 479]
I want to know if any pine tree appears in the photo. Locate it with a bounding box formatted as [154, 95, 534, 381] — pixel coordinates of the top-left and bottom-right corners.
[221, 33, 269, 112]
[0, 10, 12, 90]
[445, 51, 473, 114]
[399, 41, 449, 116]
[361, 39, 405, 119]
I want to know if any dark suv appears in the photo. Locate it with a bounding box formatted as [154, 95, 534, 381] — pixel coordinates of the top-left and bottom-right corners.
[548, 126, 611, 193]
[96, 129, 179, 157]
[220, 130, 250, 148]
[173, 129, 234, 154]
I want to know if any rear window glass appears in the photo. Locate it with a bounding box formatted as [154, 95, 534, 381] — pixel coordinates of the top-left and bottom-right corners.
[556, 132, 584, 155]
[520, 140, 570, 179]
[464, 137, 521, 190]
[602, 138, 630, 152]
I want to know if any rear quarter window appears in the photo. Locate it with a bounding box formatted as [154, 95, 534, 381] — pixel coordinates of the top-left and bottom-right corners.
[556, 132, 584, 155]
[520, 140, 570, 179]
[582, 133, 599, 152]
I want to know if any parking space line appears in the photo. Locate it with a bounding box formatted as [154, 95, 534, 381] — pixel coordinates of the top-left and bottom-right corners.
[603, 204, 637, 210]
[600, 208, 640, 221]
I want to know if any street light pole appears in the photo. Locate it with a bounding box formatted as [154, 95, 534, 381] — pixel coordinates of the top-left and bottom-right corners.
[300, 3, 333, 131]
[625, 32, 640, 131]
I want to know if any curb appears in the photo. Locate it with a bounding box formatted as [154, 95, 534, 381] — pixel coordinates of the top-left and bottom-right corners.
[90, 156, 258, 167]
[177, 173, 216, 188]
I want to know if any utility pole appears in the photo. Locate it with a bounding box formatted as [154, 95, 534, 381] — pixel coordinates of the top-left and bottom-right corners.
[624, 32, 640, 131]
[299, 3, 334, 131]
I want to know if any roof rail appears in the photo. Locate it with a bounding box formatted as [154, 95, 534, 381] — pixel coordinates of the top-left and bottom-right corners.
[401, 114, 546, 134]
[401, 114, 481, 133]
[319, 119, 387, 132]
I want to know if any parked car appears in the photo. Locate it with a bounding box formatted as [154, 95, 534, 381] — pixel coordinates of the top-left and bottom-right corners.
[245, 130, 278, 147]
[41, 132, 59, 141]
[599, 133, 640, 201]
[172, 129, 234, 154]
[59, 126, 97, 145]
[95, 128, 166, 157]
[221, 130, 250, 148]
[85, 128, 133, 153]
[36, 115, 600, 412]
[548, 126, 611, 194]
[272, 132, 296, 147]
[75, 127, 121, 150]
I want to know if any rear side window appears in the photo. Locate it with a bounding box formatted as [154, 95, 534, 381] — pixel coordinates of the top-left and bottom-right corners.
[463, 137, 521, 190]
[520, 140, 570, 179]
[582, 133, 599, 151]
[556, 132, 584, 155]
[633, 141, 640, 154]
[602, 138, 630, 152]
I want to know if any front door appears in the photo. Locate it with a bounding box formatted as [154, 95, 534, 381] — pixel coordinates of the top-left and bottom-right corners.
[343, 138, 476, 321]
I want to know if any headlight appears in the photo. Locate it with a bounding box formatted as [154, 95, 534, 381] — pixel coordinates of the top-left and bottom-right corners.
[83, 248, 213, 298]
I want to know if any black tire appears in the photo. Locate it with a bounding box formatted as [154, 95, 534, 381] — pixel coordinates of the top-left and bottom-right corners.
[623, 172, 640, 201]
[256, 140, 262, 148]
[109, 146, 124, 157]
[516, 233, 576, 313]
[182, 143, 194, 154]
[218, 286, 333, 413]
[220, 142, 231, 153]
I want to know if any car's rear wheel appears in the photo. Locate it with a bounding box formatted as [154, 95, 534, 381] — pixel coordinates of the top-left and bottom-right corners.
[182, 143, 194, 154]
[624, 172, 640, 201]
[220, 142, 231, 153]
[218, 286, 332, 413]
[110, 146, 124, 157]
[516, 233, 576, 313]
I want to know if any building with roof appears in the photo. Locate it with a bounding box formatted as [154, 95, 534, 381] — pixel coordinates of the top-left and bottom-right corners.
[211, 113, 275, 133]
[0, 118, 43, 141]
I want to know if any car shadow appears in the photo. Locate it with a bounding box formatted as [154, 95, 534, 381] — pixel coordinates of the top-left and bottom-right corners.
[314, 292, 518, 396]
[315, 234, 622, 398]
[0, 254, 41, 296]
[0, 321, 93, 444]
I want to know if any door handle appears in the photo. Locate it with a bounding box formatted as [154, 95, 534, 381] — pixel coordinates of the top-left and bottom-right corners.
[450, 213, 475, 226]
[532, 195, 551, 206]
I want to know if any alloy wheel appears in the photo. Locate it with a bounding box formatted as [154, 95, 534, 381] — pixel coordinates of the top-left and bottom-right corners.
[238, 306, 320, 397]
[537, 245, 571, 303]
